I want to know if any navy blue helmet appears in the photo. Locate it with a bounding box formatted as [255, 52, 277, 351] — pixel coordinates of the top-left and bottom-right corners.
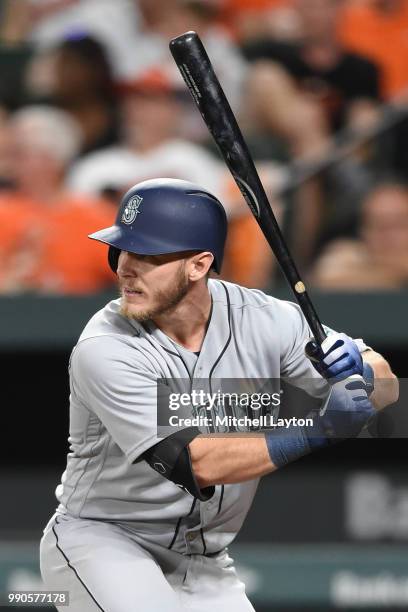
[89, 178, 228, 273]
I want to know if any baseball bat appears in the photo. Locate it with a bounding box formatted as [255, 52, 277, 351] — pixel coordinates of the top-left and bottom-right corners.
[169, 31, 326, 344]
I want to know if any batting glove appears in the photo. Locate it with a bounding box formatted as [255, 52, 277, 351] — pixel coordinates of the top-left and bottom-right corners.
[265, 375, 376, 468]
[313, 375, 376, 440]
[305, 332, 363, 384]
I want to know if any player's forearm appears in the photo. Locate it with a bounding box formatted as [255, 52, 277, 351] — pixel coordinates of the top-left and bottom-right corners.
[189, 435, 276, 488]
[362, 350, 399, 410]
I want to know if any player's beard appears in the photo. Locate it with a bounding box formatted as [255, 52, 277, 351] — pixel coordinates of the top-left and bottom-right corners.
[119, 263, 190, 322]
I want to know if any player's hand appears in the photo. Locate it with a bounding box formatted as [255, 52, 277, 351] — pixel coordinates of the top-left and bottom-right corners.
[265, 375, 376, 468]
[313, 375, 376, 439]
[305, 332, 363, 384]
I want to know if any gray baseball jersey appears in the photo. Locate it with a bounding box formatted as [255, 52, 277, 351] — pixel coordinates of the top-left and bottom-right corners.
[40, 279, 367, 611]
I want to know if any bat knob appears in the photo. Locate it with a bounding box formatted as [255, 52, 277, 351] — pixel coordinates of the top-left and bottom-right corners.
[305, 339, 323, 363]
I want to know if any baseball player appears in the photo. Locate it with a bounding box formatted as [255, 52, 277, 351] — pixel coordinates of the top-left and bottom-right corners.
[40, 178, 398, 612]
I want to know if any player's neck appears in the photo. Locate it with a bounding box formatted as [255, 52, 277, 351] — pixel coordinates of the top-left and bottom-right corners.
[152, 284, 212, 352]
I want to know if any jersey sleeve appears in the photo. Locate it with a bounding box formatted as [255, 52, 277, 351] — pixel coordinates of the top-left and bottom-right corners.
[278, 300, 369, 399]
[70, 336, 165, 463]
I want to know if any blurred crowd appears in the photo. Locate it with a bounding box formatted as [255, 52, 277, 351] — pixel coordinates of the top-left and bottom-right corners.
[0, 0, 408, 294]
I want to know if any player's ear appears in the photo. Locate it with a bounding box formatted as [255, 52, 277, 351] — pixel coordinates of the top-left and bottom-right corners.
[187, 252, 213, 281]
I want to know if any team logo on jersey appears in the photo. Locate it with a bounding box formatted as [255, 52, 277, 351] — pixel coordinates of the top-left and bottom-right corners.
[121, 195, 143, 225]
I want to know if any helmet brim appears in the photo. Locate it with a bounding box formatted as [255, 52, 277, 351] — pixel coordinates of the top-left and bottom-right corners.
[89, 225, 208, 259]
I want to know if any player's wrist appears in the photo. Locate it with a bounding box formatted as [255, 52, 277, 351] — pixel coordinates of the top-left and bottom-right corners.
[264, 424, 329, 469]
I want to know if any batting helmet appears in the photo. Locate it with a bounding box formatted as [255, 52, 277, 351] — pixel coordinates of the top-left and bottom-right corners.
[89, 178, 227, 273]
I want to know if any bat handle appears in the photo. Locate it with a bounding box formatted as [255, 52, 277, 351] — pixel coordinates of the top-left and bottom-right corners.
[312, 320, 326, 346]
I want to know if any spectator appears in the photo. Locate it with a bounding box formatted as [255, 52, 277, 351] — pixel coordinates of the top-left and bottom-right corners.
[241, 59, 330, 267]
[243, 58, 330, 160]
[27, 0, 141, 81]
[1, 1, 247, 146]
[0, 105, 115, 294]
[337, 0, 408, 176]
[116, 0, 248, 115]
[67, 67, 284, 289]
[311, 182, 408, 290]
[243, 0, 381, 132]
[339, 0, 408, 100]
[240, 0, 387, 269]
[220, 0, 299, 43]
[0, 1, 140, 113]
[27, 34, 120, 155]
[0, 3, 122, 150]
[23, 0, 247, 111]
[67, 68, 226, 203]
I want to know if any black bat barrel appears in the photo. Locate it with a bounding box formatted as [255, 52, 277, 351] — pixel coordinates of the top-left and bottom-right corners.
[170, 31, 325, 345]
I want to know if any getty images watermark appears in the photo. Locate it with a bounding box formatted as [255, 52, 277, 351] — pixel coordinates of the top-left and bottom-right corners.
[156, 378, 320, 435]
[157, 376, 406, 439]
[166, 389, 313, 429]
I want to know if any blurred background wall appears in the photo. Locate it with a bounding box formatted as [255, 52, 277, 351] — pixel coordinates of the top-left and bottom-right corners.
[0, 1, 408, 610]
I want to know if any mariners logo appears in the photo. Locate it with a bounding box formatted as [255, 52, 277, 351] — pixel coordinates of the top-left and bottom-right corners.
[121, 195, 143, 225]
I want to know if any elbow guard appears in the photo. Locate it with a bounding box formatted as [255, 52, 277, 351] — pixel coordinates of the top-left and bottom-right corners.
[140, 427, 214, 502]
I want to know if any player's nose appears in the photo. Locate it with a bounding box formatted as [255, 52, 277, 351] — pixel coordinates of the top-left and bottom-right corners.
[117, 251, 140, 276]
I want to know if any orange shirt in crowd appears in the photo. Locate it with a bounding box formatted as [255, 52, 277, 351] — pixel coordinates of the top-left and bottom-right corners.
[0, 193, 116, 294]
[338, 0, 408, 98]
